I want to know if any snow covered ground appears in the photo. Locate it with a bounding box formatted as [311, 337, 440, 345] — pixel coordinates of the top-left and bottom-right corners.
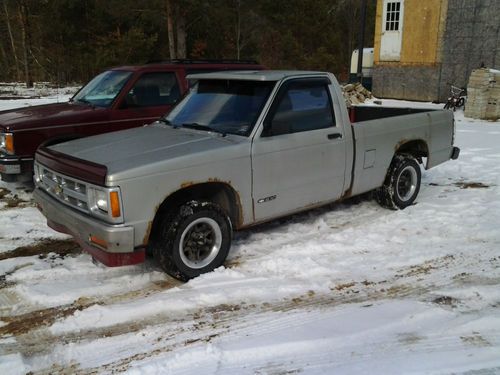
[0, 82, 78, 104]
[0, 93, 499, 374]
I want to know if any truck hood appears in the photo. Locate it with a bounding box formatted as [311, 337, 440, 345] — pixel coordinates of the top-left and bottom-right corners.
[0, 102, 104, 131]
[48, 123, 248, 182]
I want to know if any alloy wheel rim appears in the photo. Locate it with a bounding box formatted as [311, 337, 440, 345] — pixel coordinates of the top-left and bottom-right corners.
[396, 166, 418, 202]
[179, 217, 222, 269]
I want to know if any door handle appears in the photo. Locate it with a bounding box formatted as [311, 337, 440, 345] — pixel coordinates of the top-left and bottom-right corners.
[327, 133, 342, 140]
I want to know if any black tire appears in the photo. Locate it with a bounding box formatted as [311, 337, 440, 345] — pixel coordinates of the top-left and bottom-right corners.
[443, 101, 451, 110]
[151, 201, 232, 281]
[457, 97, 465, 108]
[375, 154, 421, 210]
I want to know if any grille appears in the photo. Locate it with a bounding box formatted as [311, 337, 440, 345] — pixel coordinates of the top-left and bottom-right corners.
[36, 164, 90, 213]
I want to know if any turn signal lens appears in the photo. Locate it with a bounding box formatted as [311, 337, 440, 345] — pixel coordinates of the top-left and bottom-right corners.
[1, 133, 14, 154]
[90, 235, 108, 249]
[4, 133, 14, 154]
[110, 191, 121, 218]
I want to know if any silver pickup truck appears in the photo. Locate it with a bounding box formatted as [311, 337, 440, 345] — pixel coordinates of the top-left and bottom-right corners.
[34, 71, 460, 280]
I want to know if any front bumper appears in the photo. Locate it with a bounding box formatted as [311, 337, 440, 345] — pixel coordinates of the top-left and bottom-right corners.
[0, 153, 32, 175]
[34, 188, 145, 266]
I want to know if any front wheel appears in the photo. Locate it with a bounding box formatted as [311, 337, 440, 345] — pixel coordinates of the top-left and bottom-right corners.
[151, 201, 232, 281]
[375, 154, 421, 210]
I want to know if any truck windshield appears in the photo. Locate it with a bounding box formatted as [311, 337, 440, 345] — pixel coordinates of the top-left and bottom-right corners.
[165, 79, 275, 136]
[72, 70, 132, 108]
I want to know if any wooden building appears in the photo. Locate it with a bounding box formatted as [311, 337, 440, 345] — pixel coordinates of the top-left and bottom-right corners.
[372, 0, 500, 102]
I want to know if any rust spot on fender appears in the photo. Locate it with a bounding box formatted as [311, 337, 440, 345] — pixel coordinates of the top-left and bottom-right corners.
[341, 187, 353, 200]
[181, 178, 232, 188]
[142, 220, 154, 246]
[395, 138, 410, 152]
[207, 177, 232, 185]
[233, 190, 244, 229]
[142, 203, 161, 246]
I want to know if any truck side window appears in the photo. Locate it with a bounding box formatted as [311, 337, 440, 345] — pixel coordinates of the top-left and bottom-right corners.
[264, 81, 335, 136]
[124, 72, 180, 108]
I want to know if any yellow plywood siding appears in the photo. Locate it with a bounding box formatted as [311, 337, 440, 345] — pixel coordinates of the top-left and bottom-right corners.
[374, 0, 447, 65]
[373, 0, 383, 63]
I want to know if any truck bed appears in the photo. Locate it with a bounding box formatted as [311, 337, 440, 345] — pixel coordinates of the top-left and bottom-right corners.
[348, 105, 436, 123]
[347, 106, 455, 197]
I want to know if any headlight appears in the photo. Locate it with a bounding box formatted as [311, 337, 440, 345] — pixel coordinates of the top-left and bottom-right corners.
[89, 187, 122, 222]
[0, 132, 14, 154]
[95, 190, 108, 212]
[34, 164, 41, 183]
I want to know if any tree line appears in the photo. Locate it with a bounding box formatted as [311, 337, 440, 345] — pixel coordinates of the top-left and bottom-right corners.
[0, 0, 375, 86]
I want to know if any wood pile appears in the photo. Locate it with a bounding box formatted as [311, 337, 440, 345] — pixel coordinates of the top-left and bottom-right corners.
[342, 82, 373, 106]
[465, 68, 500, 120]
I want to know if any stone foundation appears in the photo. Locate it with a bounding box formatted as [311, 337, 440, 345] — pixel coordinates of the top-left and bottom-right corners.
[372, 65, 441, 102]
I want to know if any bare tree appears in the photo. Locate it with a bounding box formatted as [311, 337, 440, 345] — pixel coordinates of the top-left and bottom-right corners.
[166, 0, 176, 59]
[235, 0, 241, 60]
[176, 5, 186, 59]
[18, 0, 33, 87]
[3, 0, 21, 81]
[234, 0, 261, 61]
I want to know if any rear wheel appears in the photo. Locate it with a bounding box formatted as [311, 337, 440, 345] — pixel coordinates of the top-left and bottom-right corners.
[151, 201, 232, 281]
[375, 154, 421, 210]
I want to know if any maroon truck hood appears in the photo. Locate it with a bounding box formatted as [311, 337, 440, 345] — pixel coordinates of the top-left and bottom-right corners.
[36, 146, 108, 186]
[0, 102, 106, 132]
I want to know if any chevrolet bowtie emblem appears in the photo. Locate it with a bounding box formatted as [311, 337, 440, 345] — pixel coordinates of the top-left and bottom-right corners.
[54, 184, 63, 195]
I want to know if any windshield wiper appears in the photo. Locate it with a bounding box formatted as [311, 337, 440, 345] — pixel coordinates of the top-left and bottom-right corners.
[181, 122, 212, 131]
[76, 98, 95, 107]
[182, 123, 226, 136]
[158, 117, 174, 126]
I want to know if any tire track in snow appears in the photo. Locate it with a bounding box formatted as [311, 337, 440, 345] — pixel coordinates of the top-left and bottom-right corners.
[0, 278, 181, 337]
[26, 286, 500, 375]
[0, 247, 489, 351]
[0, 238, 80, 261]
[0, 270, 460, 359]
[1, 254, 497, 370]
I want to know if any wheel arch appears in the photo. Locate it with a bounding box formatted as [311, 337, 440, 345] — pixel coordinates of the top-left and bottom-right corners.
[394, 139, 428, 162]
[147, 181, 242, 245]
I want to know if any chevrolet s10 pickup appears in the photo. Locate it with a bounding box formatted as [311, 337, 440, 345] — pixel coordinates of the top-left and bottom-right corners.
[33, 70, 460, 281]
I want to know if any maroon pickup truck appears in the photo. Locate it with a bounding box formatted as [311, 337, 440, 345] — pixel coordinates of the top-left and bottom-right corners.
[0, 60, 263, 181]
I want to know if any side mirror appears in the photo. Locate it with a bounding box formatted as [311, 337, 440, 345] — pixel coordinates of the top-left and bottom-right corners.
[261, 121, 273, 137]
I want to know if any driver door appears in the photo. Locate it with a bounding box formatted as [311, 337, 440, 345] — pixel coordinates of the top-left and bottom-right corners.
[251, 78, 347, 221]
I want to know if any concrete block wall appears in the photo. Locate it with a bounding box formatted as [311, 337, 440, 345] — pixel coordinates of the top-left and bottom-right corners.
[372, 65, 441, 101]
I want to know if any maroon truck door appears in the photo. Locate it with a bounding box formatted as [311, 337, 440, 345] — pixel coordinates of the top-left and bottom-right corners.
[109, 71, 183, 131]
